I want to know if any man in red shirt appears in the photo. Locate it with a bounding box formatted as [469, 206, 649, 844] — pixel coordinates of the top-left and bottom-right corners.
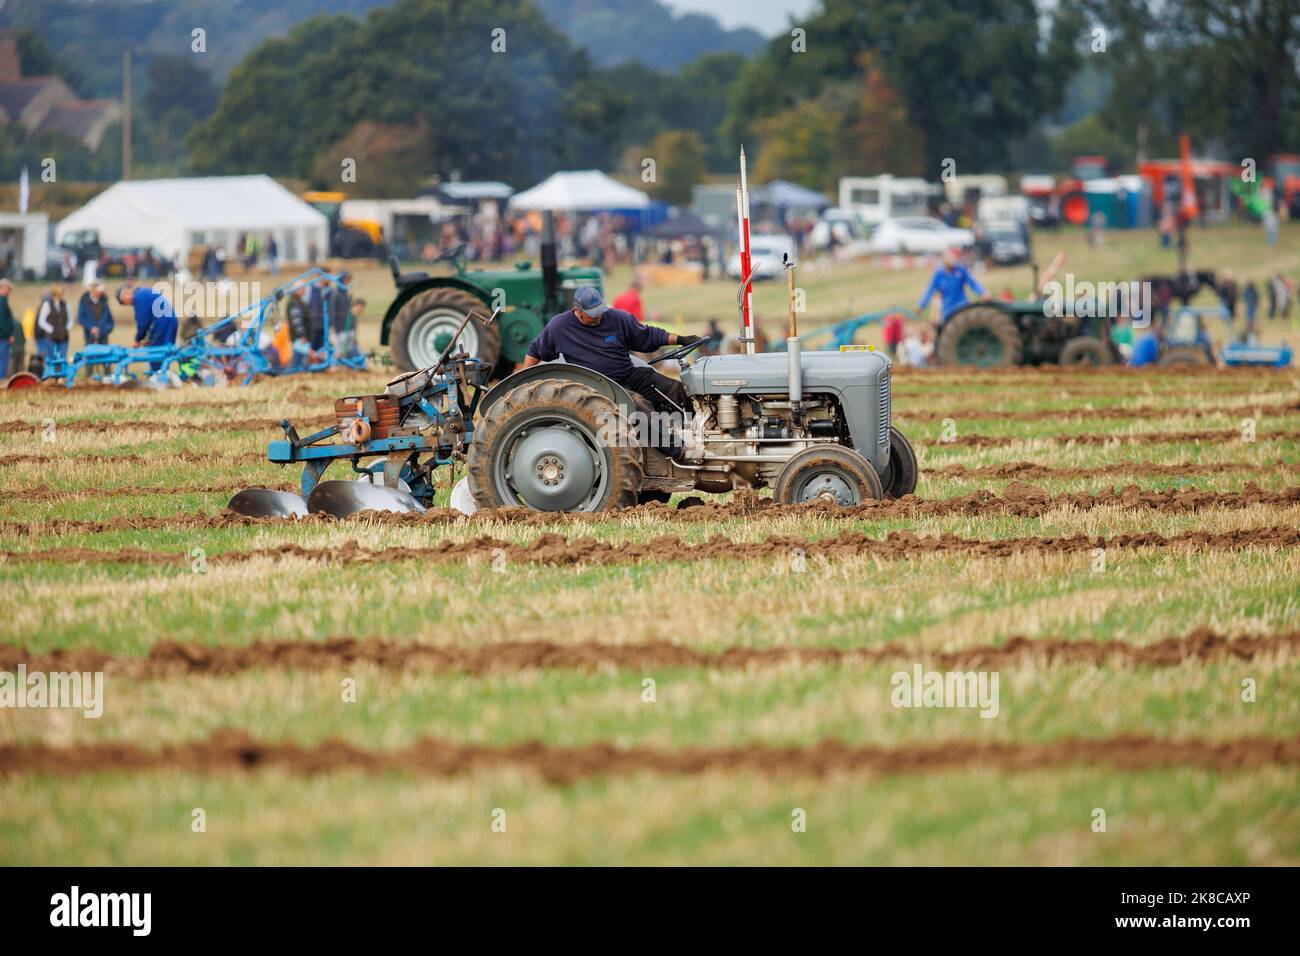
[611, 277, 644, 322]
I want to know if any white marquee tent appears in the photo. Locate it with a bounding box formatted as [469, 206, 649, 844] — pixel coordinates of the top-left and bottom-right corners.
[56, 175, 329, 267]
[510, 171, 649, 211]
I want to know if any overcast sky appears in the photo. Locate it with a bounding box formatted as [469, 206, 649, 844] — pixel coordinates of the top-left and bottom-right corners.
[667, 0, 819, 35]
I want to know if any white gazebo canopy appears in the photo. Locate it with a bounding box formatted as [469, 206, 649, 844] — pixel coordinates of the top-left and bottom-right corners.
[510, 171, 650, 211]
[56, 175, 329, 266]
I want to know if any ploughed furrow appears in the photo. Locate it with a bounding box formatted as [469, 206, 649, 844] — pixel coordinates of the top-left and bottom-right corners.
[3, 730, 1298, 783]
[4, 629, 1294, 678]
[899, 398, 1300, 423]
[0, 416, 334, 435]
[6, 483, 1296, 536]
[931, 428, 1300, 448]
[0, 451, 264, 468]
[4, 480, 298, 502]
[3, 525, 1297, 568]
[927, 460, 1287, 480]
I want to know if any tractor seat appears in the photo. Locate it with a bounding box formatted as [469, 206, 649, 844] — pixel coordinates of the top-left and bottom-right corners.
[388, 254, 429, 288]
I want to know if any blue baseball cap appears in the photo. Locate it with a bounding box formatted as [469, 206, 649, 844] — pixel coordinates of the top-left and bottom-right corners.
[574, 286, 608, 317]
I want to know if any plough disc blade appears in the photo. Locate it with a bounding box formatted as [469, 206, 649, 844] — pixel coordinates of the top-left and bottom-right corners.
[227, 488, 310, 518]
[306, 479, 426, 518]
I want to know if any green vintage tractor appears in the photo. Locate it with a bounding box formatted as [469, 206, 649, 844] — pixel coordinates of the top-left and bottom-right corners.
[382, 217, 601, 379]
[935, 299, 1122, 368]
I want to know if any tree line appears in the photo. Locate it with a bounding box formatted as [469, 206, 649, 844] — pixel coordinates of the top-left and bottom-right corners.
[7, 0, 1300, 200]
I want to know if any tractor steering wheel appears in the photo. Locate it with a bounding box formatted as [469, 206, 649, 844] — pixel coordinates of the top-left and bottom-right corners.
[651, 337, 707, 365]
[435, 242, 468, 266]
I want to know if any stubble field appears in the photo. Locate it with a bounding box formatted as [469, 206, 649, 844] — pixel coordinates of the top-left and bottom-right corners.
[0, 355, 1297, 864]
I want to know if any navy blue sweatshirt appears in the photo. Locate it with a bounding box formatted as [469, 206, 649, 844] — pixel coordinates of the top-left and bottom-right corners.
[527, 308, 669, 383]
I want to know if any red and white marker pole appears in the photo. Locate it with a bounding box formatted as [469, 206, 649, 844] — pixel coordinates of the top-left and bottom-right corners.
[736, 146, 755, 355]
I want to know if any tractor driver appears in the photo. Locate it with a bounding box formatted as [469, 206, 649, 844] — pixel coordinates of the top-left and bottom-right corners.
[522, 286, 701, 416]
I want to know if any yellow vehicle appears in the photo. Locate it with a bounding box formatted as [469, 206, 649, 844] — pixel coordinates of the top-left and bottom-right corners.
[301, 191, 386, 259]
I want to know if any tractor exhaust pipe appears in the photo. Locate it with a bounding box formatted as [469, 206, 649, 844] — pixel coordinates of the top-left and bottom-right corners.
[541, 210, 559, 317]
[784, 253, 802, 408]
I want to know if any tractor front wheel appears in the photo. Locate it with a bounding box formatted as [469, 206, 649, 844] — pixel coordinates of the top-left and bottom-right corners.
[467, 379, 644, 512]
[774, 446, 884, 506]
[937, 306, 1023, 368]
[1058, 335, 1113, 366]
[389, 286, 501, 373]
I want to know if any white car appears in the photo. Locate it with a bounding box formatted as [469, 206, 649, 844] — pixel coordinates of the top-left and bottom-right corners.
[727, 234, 797, 280]
[809, 208, 874, 258]
[868, 217, 975, 255]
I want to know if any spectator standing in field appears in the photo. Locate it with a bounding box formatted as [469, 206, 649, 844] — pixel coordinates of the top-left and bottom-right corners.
[286, 285, 313, 369]
[77, 281, 114, 346]
[611, 277, 644, 322]
[35, 282, 71, 365]
[0, 234, 14, 277]
[327, 273, 352, 351]
[0, 279, 14, 376]
[266, 234, 279, 275]
[1243, 281, 1260, 340]
[1273, 273, 1291, 320]
[335, 296, 364, 359]
[881, 310, 905, 359]
[1109, 315, 1134, 361]
[918, 249, 986, 325]
[1264, 206, 1279, 246]
[305, 276, 330, 350]
[1217, 270, 1238, 319]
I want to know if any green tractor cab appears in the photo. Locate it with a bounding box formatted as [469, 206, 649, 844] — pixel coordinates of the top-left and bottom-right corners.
[381, 218, 602, 379]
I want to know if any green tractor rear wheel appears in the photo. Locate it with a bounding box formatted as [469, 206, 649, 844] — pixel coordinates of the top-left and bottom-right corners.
[389, 286, 501, 373]
[938, 306, 1024, 368]
[1059, 335, 1113, 366]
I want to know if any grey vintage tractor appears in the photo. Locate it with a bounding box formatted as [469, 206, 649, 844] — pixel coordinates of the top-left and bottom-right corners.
[228, 319, 915, 518]
[466, 344, 914, 510]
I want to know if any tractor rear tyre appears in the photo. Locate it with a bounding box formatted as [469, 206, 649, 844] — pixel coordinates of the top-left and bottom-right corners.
[937, 307, 1023, 368]
[467, 379, 644, 512]
[389, 286, 501, 373]
[1058, 335, 1113, 366]
[879, 426, 919, 498]
[1159, 345, 1214, 367]
[773, 446, 884, 506]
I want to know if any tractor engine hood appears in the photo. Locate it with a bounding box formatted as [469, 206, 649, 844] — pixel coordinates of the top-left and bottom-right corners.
[681, 350, 893, 459]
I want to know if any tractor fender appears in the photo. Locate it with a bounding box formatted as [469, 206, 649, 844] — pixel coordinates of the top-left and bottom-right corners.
[380, 276, 492, 345]
[478, 360, 639, 421]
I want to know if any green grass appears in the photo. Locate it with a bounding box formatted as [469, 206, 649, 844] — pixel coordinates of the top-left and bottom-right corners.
[2, 767, 1296, 865]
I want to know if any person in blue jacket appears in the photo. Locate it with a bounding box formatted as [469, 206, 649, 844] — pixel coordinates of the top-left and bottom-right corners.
[77, 281, 115, 346]
[117, 282, 178, 371]
[918, 249, 987, 324]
